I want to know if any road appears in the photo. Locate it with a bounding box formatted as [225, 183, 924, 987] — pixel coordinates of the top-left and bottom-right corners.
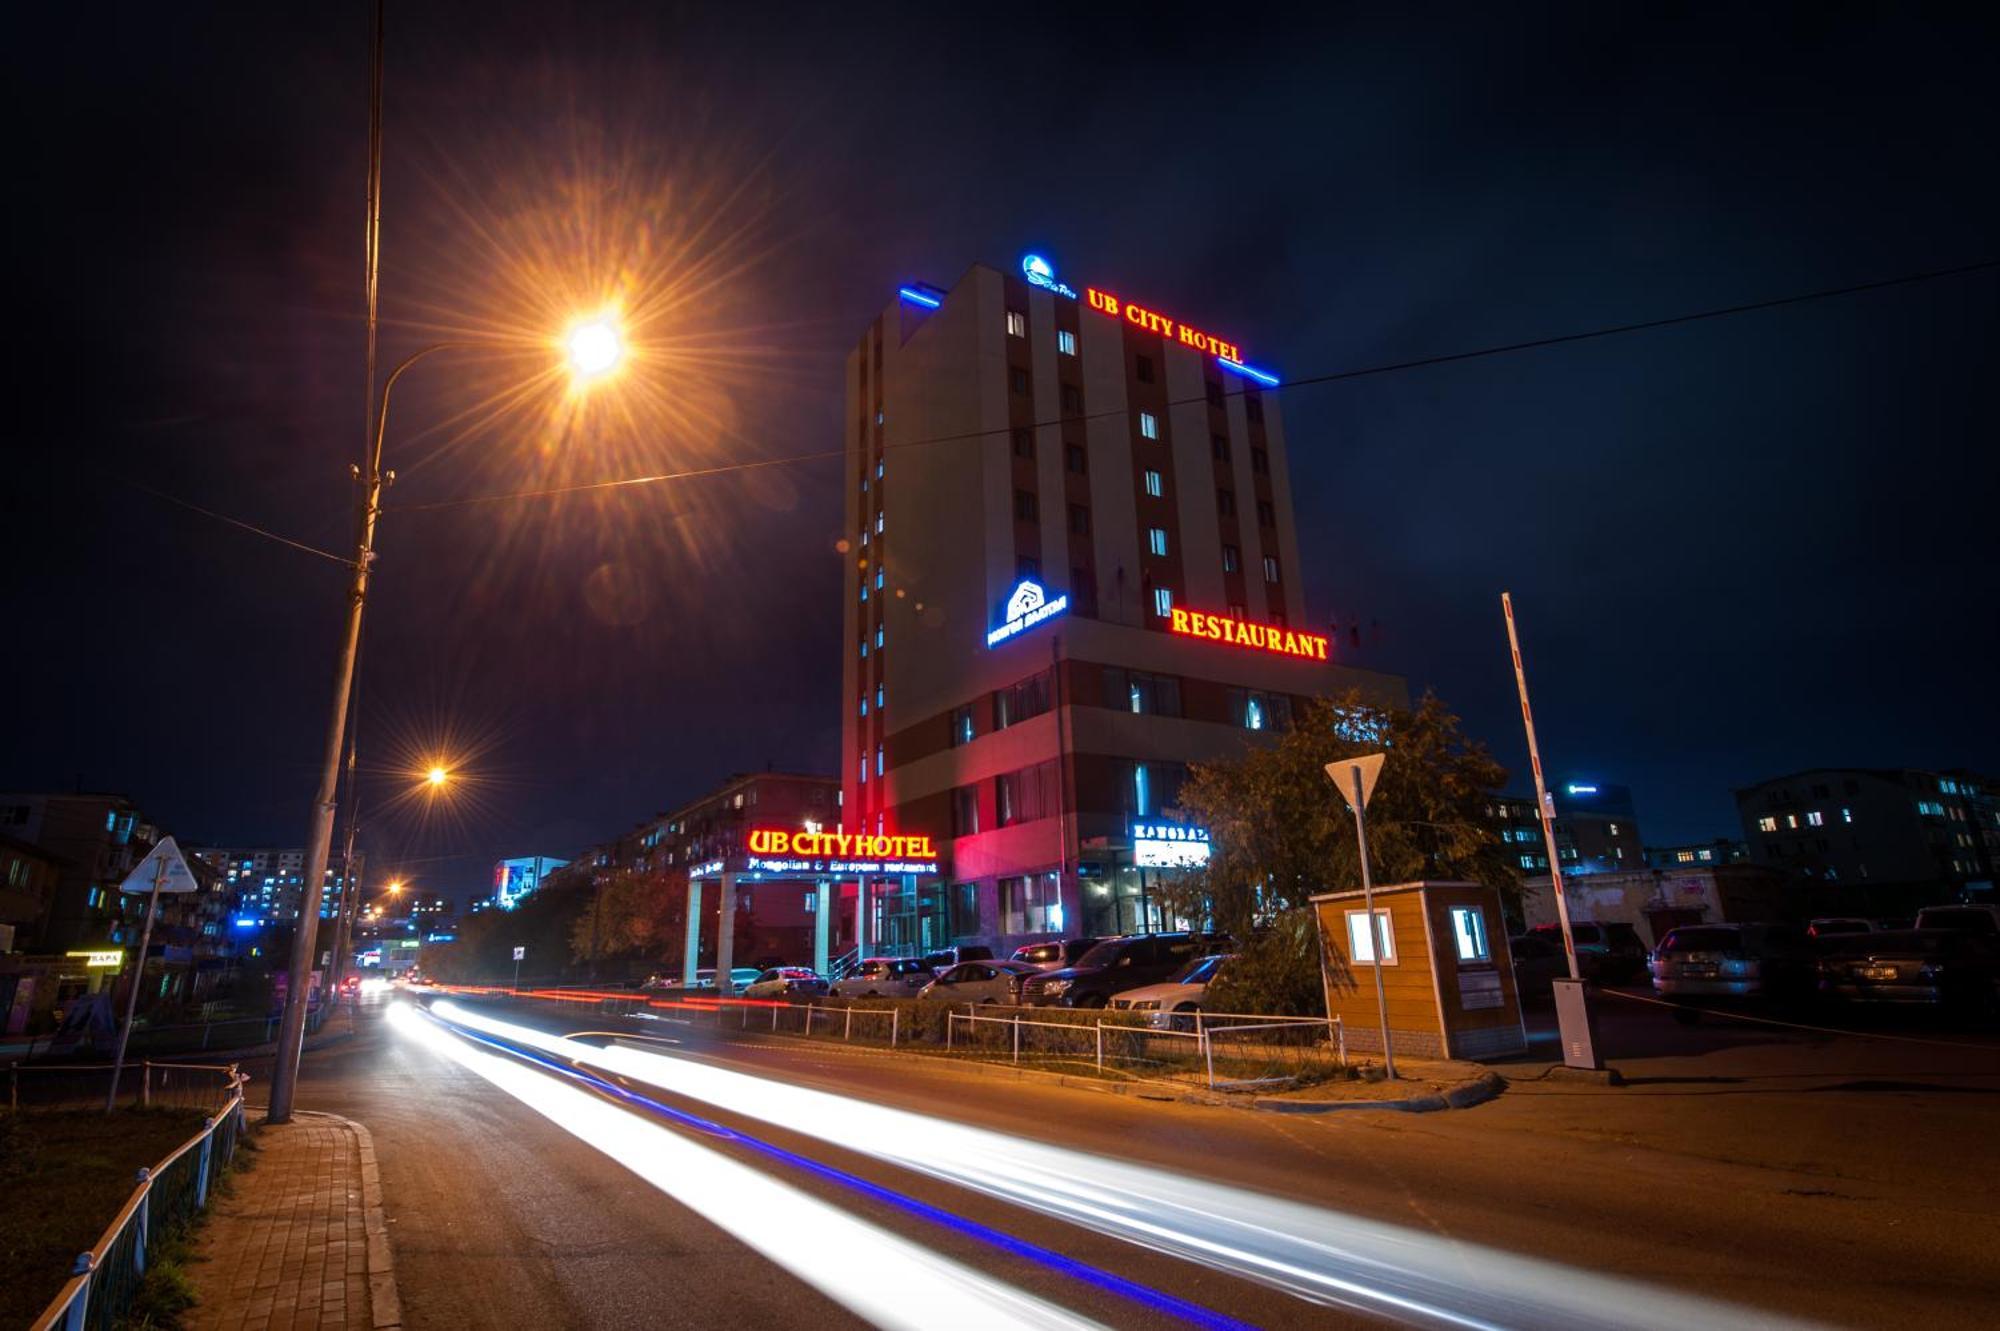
[249, 990, 2000, 1329]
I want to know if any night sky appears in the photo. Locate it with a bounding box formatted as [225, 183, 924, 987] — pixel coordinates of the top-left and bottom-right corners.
[6, 4, 1995, 909]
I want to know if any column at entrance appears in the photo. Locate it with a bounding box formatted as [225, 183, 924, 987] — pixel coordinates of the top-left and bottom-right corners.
[714, 872, 738, 992]
[683, 877, 704, 985]
[853, 879, 869, 958]
[813, 880, 831, 977]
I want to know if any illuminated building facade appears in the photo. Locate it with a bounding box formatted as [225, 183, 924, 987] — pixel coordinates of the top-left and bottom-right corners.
[189, 845, 362, 927]
[491, 855, 569, 911]
[841, 256, 1403, 957]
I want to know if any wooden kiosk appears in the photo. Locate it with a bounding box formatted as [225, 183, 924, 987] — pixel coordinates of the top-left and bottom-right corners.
[1311, 880, 1527, 1061]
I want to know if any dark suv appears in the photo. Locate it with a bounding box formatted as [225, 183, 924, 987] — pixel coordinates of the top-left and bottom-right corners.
[1010, 937, 1104, 971]
[1018, 933, 1223, 1008]
[1529, 921, 1649, 983]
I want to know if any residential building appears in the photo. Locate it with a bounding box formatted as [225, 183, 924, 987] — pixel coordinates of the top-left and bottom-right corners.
[1644, 839, 1748, 870]
[841, 254, 1403, 957]
[1734, 768, 1999, 899]
[0, 833, 62, 951]
[187, 845, 362, 931]
[1519, 865, 1788, 947]
[0, 792, 156, 951]
[491, 855, 571, 911]
[1491, 781, 1645, 877]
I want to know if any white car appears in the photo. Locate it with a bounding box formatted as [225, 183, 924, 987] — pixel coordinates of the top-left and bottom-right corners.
[1109, 954, 1231, 1028]
[828, 957, 934, 998]
[741, 967, 829, 1000]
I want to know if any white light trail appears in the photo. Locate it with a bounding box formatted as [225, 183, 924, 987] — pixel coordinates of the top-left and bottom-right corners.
[388, 1004, 1104, 1331]
[430, 1001, 1818, 1330]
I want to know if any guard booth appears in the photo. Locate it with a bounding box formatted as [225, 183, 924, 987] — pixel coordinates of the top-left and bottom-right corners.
[1311, 880, 1526, 1061]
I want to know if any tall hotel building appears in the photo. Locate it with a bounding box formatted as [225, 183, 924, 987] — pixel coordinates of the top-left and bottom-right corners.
[840, 256, 1402, 957]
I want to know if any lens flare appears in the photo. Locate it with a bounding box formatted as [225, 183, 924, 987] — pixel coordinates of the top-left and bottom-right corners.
[564, 315, 624, 380]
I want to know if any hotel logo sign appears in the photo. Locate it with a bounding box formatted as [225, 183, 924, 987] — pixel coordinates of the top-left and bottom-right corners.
[987, 579, 1069, 648]
[1021, 253, 1077, 299]
[1169, 607, 1330, 661]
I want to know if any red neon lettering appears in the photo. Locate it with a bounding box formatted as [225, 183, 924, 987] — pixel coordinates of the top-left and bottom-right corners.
[1168, 609, 1331, 661]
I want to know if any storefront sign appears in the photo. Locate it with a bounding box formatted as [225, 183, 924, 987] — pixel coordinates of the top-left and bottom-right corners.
[1085, 287, 1242, 363]
[1132, 822, 1212, 868]
[747, 828, 938, 861]
[1169, 607, 1329, 661]
[66, 949, 123, 969]
[689, 859, 725, 878]
[987, 579, 1069, 648]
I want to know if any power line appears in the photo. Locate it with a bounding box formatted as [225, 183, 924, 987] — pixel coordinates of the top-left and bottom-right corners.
[101, 470, 356, 566]
[390, 256, 1997, 515]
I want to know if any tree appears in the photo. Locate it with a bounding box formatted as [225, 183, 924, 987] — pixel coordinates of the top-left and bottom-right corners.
[568, 866, 687, 966]
[1164, 690, 1512, 1013]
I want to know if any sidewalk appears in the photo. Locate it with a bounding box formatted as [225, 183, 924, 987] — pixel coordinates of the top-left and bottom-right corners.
[187, 1109, 400, 1331]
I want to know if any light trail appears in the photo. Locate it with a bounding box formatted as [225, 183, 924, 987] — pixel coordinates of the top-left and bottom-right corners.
[385, 1003, 1106, 1331]
[431, 1000, 1821, 1330]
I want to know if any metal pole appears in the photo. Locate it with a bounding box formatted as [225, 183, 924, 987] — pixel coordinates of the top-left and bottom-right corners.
[1350, 767, 1396, 1080]
[107, 856, 167, 1112]
[512, 953, 522, 992]
[1502, 592, 1581, 980]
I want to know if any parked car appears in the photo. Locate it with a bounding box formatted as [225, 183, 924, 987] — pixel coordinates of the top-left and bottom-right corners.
[1914, 905, 2000, 937]
[640, 972, 681, 990]
[828, 957, 935, 998]
[1818, 929, 1999, 1013]
[741, 967, 829, 1000]
[1019, 932, 1224, 1008]
[691, 967, 765, 993]
[1010, 938, 1105, 972]
[1508, 933, 1571, 999]
[1649, 923, 1816, 1008]
[918, 959, 1042, 1004]
[920, 945, 995, 971]
[1529, 921, 1648, 982]
[1109, 954, 1232, 1028]
[1807, 917, 1876, 939]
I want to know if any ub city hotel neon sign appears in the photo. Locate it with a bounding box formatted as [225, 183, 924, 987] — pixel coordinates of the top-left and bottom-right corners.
[1019, 253, 1276, 383]
[745, 828, 939, 875]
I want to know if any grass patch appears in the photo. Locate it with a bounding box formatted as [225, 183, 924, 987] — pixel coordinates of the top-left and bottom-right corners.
[0, 1108, 206, 1328]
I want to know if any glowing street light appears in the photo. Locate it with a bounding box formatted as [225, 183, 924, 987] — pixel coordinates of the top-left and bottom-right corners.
[426, 765, 449, 789]
[565, 314, 624, 381]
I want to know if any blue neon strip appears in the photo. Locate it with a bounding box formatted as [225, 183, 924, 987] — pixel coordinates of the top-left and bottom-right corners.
[897, 287, 943, 309]
[1217, 357, 1280, 387]
[423, 1005, 1249, 1331]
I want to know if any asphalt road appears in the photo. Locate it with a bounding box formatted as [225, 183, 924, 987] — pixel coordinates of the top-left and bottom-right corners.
[252, 990, 2000, 1329]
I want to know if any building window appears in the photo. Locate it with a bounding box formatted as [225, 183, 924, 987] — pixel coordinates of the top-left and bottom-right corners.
[1263, 555, 1280, 583]
[875, 625, 884, 648]
[1147, 527, 1168, 557]
[1228, 688, 1290, 731]
[875, 746, 883, 777]
[1449, 907, 1491, 963]
[1060, 383, 1082, 414]
[876, 511, 884, 533]
[1256, 500, 1275, 527]
[1057, 329, 1077, 356]
[1136, 354, 1155, 383]
[951, 706, 975, 746]
[876, 684, 885, 709]
[1012, 428, 1034, 459]
[858, 697, 868, 717]
[999, 871, 1061, 934]
[1211, 434, 1230, 462]
[993, 670, 1053, 730]
[1206, 380, 1224, 407]
[1006, 309, 1027, 338]
[1217, 489, 1236, 517]
[1065, 444, 1087, 474]
[1245, 394, 1264, 423]
[1806, 811, 1824, 827]
[1251, 447, 1269, 475]
[1068, 504, 1091, 535]
[1222, 544, 1240, 573]
[1841, 807, 1853, 823]
[1758, 816, 1778, 832]
[874, 568, 884, 589]
[995, 760, 1059, 828]
[1143, 469, 1163, 497]
[1106, 667, 1182, 717]
[1152, 586, 1173, 617]
[1015, 490, 1039, 522]
[952, 786, 980, 837]
[1139, 412, 1159, 440]
[1345, 908, 1395, 964]
[1010, 367, 1029, 395]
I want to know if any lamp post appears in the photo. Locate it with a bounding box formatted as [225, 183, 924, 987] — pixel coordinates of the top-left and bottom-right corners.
[267, 333, 622, 1123]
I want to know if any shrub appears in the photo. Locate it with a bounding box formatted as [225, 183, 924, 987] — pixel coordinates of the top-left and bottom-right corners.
[1205, 910, 1327, 1016]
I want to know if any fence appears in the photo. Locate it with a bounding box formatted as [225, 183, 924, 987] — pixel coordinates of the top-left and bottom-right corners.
[25, 1064, 250, 1331]
[944, 1007, 1347, 1090]
[19, 998, 337, 1063]
[9, 1060, 247, 1114]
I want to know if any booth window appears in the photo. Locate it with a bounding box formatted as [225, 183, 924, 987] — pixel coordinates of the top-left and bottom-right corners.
[1345, 908, 1396, 964]
[1449, 906, 1491, 963]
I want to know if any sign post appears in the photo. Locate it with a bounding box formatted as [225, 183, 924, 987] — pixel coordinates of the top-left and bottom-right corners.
[1502, 592, 1602, 1071]
[1325, 755, 1394, 1080]
[106, 837, 199, 1112]
[512, 945, 525, 991]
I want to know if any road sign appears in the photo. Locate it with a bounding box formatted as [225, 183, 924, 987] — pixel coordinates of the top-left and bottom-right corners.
[116, 836, 200, 894]
[512, 946, 526, 961]
[1325, 754, 1386, 814]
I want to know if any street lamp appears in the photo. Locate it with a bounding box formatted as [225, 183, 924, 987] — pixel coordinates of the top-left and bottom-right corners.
[426, 766, 449, 789]
[268, 321, 624, 1124]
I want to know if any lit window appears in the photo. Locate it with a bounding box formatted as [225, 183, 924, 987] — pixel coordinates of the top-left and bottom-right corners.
[1263, 556, 1280, 583]
[1345, 909, 1396, 964]
[1806, 810, 1824, 827]
[1057, 329, 1076, 356]
[1143, 469, 1163, 497]
[859, 639, 868, 659]
[877, 460, 884, 479]
[860, 583, 868, 602]
[859, 755, 868, 784]
[874, 568, 884, 589]
[1006, 310, 1027, 338]
[1139, 412, 1159, 440]
[1841, 807, 1853, 823]
[875, 747, 884, 777]
[1134, 763, 1151, 816]
[1222, 545, 1240, 573]
[875, 512, 884, 534]
[875, 626, 884, 648]
[1449, 907, 1490, 962]
[1784, 814, 1798, 828]
[1245, 696, 1264, 731]
[876, 411, 884, 426]
[1152, 586, 1173, 617]
[876, 684, 885, 709]
[1147, 527, 1169, 557]
[1677, 850, 1695, 863]
[858, 698, 868, 717]
[1757, 816, 1777, 832]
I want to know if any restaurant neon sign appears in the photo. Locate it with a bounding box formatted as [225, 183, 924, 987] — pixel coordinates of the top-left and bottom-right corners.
[1169, 607, 1329, 661]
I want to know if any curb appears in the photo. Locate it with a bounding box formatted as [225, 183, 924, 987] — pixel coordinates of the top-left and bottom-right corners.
[290, 1110, 403, 1330]
[1249, 1070, 1507, 1114]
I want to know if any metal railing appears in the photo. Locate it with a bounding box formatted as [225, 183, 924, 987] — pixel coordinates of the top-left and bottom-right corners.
[27, 1064, 250, 1331]
[944, 1007, 1346, 1090]
[9, 1060, 246, 1114]
[18, 999, 336, 1063]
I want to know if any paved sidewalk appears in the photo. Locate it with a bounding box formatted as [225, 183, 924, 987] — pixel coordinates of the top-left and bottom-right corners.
[188, 1109, 401, 1331]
